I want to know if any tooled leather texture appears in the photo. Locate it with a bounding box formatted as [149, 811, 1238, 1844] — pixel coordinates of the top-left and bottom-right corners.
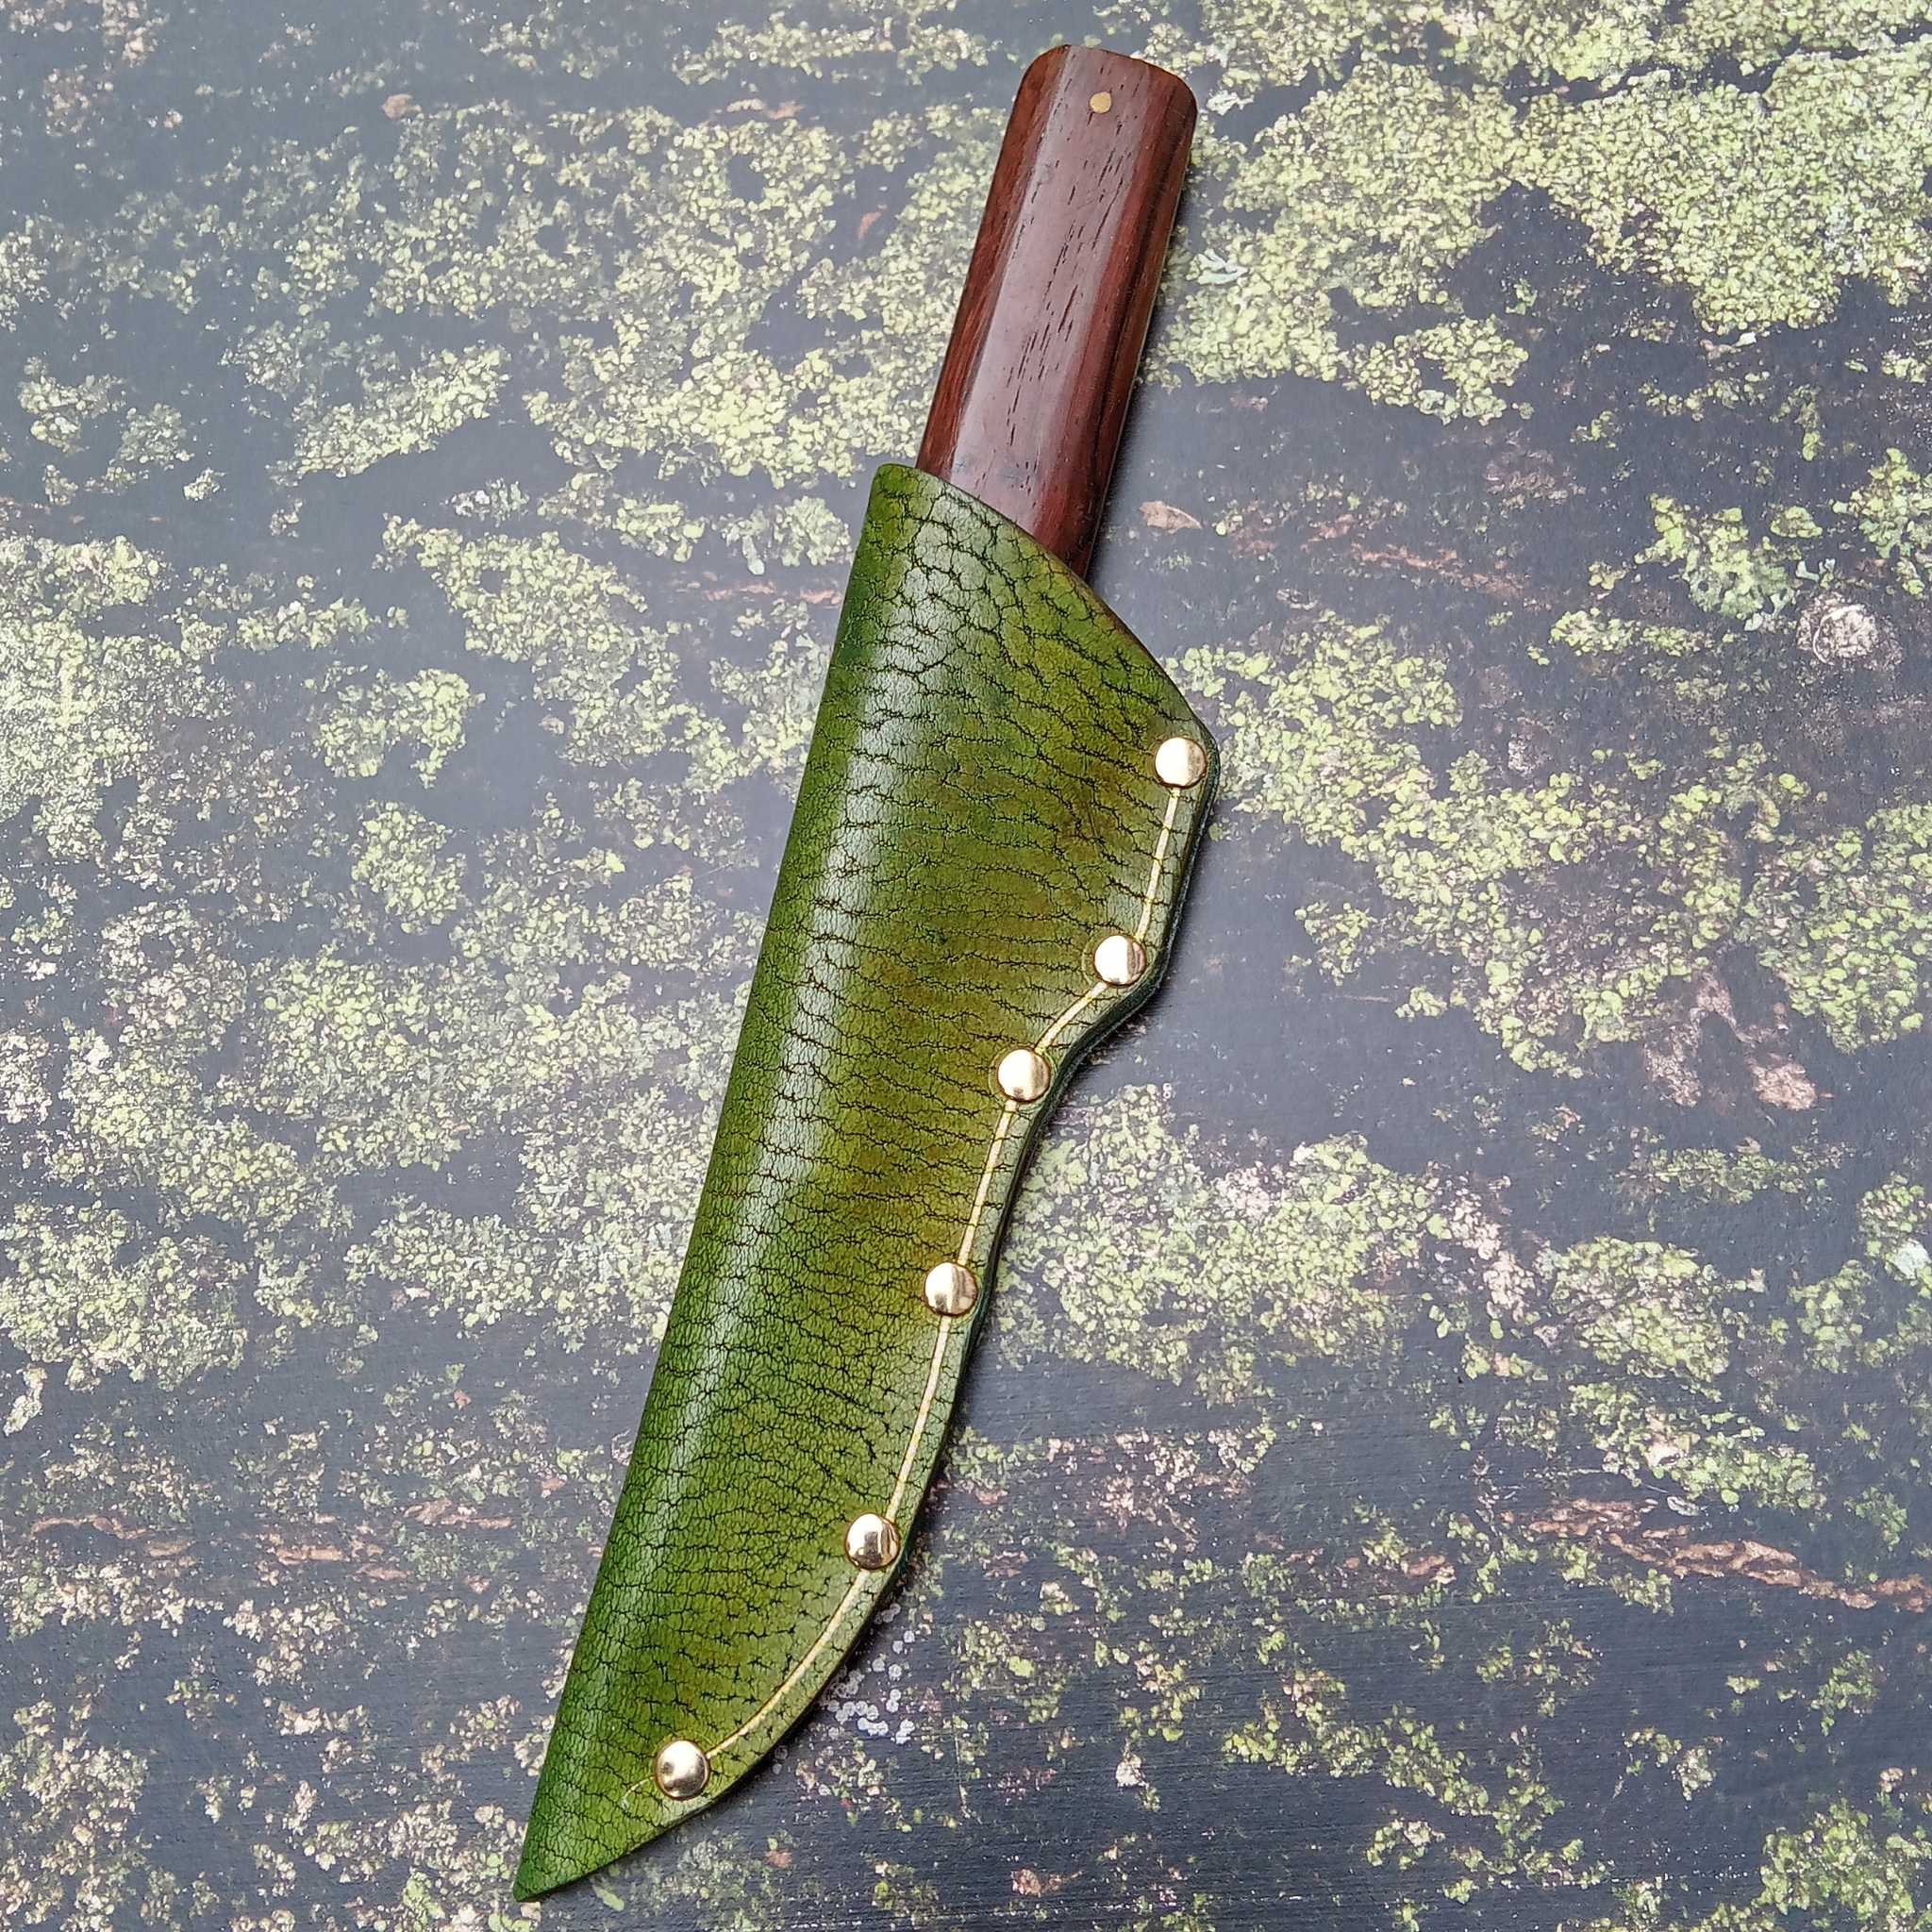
[515, 463, 1215, 1899]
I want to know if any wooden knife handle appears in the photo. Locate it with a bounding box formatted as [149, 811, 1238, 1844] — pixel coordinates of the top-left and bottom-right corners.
[916, 44, 1195, 577]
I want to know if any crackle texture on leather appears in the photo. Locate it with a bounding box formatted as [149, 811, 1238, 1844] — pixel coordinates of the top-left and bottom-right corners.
[515, 463, 1215, 1899]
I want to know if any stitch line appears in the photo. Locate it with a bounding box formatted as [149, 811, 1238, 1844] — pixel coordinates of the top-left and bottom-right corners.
[689, 769, 1190, 1778]
[1135, 789, 1182, 943]
[1038, 983, 1104, 1055]
[703, 1569, 871, 1762]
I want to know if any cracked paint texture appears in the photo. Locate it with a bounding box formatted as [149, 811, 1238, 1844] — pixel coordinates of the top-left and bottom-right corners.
[3, 0, 1932, 1926]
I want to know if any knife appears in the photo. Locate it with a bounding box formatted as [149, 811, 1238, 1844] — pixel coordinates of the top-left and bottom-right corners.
[516, 44, 1212, 1899]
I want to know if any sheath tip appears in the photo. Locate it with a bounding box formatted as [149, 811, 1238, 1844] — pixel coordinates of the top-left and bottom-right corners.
[511, 1835, 581, 1902]
[513, 1806, 675, 1901]
[510, 1855, 557, 1903]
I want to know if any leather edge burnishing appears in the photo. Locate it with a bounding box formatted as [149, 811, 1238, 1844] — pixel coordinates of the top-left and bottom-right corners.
[515, 464, 1215, 1899]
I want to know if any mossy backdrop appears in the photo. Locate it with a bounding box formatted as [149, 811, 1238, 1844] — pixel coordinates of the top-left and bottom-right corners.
[4, 0, 1932, 1925]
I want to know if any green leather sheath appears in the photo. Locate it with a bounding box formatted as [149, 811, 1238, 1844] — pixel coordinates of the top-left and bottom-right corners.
[515, 464, 1215, 1899]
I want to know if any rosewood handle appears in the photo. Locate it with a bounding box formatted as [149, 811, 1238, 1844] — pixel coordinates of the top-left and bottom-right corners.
[916, 44, 1195, 576]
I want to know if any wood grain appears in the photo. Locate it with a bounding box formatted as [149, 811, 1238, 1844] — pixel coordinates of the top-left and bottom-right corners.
[916, 44, 1195, 575]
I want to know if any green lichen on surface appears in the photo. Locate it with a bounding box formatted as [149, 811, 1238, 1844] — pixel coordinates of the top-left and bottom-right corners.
[3, 0, 1932, 1925]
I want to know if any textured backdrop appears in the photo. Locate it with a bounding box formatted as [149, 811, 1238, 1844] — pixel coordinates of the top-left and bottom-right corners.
[4, 1, 1932, 1927]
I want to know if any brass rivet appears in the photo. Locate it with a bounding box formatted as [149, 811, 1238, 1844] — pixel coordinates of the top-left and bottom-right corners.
[845, 1512, 901, 1570]
[996, 1046, 1052, 1103]
[654, 1737, 710, 1800]
[923, 1260, 980, 1317]
[1155, 736, 1208, 789]
[1093, 933, 1147, 988]
[1090, 90, 1113, 113]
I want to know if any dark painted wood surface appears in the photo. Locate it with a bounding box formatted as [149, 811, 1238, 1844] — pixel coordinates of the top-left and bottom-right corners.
[2, 3, 1931, 1929]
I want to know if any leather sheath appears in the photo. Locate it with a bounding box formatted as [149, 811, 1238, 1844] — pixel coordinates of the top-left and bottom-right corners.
[515, 464, 1215, 1898]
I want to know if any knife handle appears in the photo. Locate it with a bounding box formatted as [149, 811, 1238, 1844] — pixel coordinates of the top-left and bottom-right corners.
[916, 44, 1195, 576]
